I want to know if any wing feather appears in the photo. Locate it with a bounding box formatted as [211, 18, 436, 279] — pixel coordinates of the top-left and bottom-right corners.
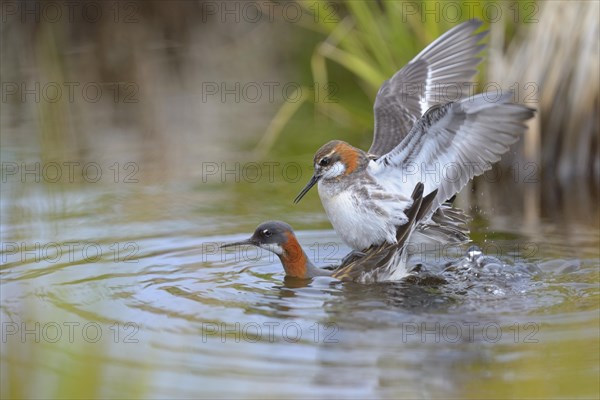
[370, 19, 487, 156]
[373, 92, 536, 215]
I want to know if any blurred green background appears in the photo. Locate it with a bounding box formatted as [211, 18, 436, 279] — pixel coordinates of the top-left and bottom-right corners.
[2, 0, 597, 225]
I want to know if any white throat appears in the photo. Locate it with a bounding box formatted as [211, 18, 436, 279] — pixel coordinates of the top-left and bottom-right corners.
[259, 243, 283, 255]
[321, 161, 346, 180]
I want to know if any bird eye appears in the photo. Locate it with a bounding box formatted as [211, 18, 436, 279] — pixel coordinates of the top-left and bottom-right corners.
[319, 157, 330, 167]
[262, 229, 272, 237]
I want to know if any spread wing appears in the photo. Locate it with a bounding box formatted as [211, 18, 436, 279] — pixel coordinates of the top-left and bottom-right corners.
[373, 92, 535, 216]
[369, 19, 487, 156]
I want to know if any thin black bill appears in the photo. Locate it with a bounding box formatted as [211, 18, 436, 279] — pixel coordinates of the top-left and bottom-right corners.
[293, 174, 319, 204]
[220, 238, 257, 248]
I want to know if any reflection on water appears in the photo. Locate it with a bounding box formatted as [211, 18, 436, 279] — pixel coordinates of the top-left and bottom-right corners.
[2, 4, 599, 399]
[2, 162, 598, 398]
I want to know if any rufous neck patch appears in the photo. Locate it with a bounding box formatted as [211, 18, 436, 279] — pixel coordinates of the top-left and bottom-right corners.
[335, 142, 360, 175]
[281, 232, 308, 278]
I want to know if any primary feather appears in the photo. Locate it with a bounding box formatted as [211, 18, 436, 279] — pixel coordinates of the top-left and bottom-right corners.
[370, 19, 487, 155]
[372, 92, 536, 215]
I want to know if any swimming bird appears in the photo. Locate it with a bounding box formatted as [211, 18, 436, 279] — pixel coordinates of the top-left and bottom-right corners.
[222, 183, 436, 283]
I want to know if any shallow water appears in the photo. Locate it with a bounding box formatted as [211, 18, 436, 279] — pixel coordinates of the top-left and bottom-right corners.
[2, 144, 599, 399]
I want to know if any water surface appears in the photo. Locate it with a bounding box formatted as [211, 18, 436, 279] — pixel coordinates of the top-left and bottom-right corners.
[2, 141, 598, 399]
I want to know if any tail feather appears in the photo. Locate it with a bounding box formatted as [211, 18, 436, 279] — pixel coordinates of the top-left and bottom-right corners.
[410, 202, 471, 250]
